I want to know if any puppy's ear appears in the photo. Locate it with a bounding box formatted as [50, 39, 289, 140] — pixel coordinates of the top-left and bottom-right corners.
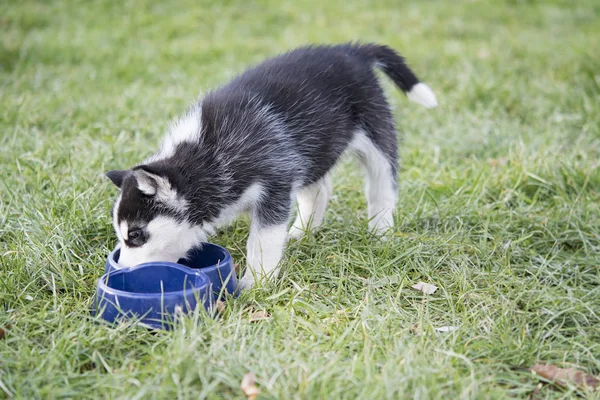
[132, 165, 173, 197]
[105, 170, 129, 188]
[132, 164, 187, 212]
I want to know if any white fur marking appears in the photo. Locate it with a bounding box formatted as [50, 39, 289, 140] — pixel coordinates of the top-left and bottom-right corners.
[289, 176, 332, 239]
[164, 111, 201, 154]
[240, 221, 289, 289]
[210, 183, 264, 228]
[113, 194, 125, 241]
[119, 221, 128, 242]
[133, 169, 188, 214]
[407, 83, 438, 109]
[118, 215, 207, 267]
[349, 131, 397, 235]
[134, 170, 159, 196]
[148, 106, 202, 162]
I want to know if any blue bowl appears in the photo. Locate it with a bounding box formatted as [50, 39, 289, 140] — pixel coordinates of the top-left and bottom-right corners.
[93, 262, 213, 330]
[105, 243, 239, 300]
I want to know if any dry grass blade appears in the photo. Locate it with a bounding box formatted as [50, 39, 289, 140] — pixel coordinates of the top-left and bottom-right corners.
[531, 364, 600, 390]
[249, 311, 270, 322]
[488, 157, 507, 167]
[241, 372, 260, 399]
[527, 383, 544, 400]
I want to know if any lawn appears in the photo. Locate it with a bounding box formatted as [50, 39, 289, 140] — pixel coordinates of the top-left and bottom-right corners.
[1, 0, 599, 398]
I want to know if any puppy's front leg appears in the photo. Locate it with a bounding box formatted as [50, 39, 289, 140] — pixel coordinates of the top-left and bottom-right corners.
[240, 220, 289, 289]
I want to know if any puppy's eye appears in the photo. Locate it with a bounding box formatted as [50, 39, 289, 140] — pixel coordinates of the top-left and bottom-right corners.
[127, 228, 146, 247]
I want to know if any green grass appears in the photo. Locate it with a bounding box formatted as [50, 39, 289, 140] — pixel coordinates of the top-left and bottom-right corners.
[1, 0, 599, 398]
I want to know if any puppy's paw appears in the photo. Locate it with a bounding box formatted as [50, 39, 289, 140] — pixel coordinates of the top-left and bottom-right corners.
[287, 225, 306, 240]
[368, 213, 394, 241]
[239, 270, 281, 290]
[376, 231, 392, 242]
[239, 274, 256, 290]
[368, 224, 394, 241]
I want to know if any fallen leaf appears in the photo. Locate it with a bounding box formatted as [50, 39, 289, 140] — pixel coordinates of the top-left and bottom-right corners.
[434, 326, 459, 333]
[249, 310, 270, 322]
[531, 364, 599, 390]
[241, 372, 260, 400]
[0, 324, 11, 340]
[488, 157, 508, 168]
[216, 300, 226, 313]
[78, 361, 96, 373]
[477, 48, 490, 59]
[410, 323, 420, 336]
[411, 282, 438, 295]
[234, 263, 241, 274]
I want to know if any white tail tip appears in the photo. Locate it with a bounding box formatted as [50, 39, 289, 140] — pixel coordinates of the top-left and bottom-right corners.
[407, 83, 438, 108]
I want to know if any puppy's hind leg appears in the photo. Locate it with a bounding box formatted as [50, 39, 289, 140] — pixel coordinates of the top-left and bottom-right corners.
[288, 175, 332, 240]
[351, 130, 398, 235]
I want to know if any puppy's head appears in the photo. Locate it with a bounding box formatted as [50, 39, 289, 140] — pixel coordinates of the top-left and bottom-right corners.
[105, 164, 205, 267]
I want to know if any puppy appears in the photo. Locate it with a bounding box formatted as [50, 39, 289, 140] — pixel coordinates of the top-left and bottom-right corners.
[105, 43, 437, 288]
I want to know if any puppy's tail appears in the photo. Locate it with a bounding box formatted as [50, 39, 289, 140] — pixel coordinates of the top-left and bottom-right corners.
[357, 44, 438, 109]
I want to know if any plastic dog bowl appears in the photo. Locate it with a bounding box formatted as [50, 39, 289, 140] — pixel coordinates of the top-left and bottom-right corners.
[105, 243, 238, 300]
[93, 262, 213, 330]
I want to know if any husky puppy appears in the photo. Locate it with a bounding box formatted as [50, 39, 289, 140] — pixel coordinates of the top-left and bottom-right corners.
[105, 43, 437, 288]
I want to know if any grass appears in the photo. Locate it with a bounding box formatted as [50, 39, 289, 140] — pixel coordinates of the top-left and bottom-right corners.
[1, 0, 599, 398]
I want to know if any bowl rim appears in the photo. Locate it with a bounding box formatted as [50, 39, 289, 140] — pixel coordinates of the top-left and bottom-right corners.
[107, 242, 233, 273]
[97, 261, 212, 299]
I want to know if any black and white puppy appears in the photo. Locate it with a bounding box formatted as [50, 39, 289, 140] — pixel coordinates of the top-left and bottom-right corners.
[105, 43, 437, 288]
